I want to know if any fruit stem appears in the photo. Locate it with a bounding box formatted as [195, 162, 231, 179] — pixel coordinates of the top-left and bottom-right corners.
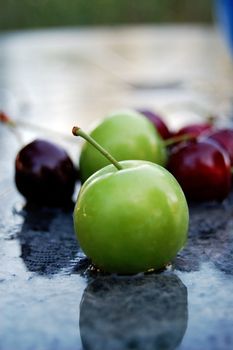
[164, 133, 196, 146]
[0, 111, 76, 144]
[72, 126, 123, 171]
[0, 111, 16, 127]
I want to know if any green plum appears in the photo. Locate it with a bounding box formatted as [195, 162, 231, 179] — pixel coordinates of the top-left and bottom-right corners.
[73, 127, 189, 274]
[79, 110, 167, 182]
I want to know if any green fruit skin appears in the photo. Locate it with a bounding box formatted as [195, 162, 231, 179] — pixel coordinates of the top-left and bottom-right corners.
[79, 110, 167, 182]
[74, 160, 189, 274]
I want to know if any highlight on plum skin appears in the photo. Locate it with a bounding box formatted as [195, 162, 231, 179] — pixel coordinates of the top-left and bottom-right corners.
[174, 123, 214, 139]
[205, 129, 233, 166]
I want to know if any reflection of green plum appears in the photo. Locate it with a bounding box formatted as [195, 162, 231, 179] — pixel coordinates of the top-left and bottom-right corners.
[79, 274, 188, 350]
[79, 110, 167, 182]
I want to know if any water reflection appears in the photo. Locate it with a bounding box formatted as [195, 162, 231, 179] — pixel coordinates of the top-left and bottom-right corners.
[79, 273, 188, 350]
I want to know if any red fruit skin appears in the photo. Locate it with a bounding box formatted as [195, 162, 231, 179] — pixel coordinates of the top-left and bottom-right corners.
[206, 129, 233, 166]
[138, 109, 172, 140]
[15, 139, 77, 206]
[167, 140, 231, 201]
[175, 123, 213, 139]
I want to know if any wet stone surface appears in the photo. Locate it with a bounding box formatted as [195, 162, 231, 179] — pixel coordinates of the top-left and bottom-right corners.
[1, 188, 233, 350]
[1, 27, 233, 350]
[175, 196, 233, 275]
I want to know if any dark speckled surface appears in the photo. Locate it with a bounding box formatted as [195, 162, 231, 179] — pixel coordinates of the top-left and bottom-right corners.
[1, 27, 233, 350]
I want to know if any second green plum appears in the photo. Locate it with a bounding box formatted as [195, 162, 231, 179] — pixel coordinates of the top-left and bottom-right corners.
[79, 110, 167, 182]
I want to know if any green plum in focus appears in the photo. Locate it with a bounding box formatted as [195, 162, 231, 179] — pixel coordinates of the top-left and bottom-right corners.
[72, 124, 189, 274]
[79, 110, 167, 182]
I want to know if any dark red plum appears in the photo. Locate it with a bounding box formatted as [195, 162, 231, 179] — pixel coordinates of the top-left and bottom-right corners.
[138, 109, 172, 140]
[167, 140, 231, 201]
[206, 129, 233, 166]
[15, 139, 77, 206]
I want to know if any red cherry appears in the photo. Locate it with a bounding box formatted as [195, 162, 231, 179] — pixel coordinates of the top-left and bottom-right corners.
[167, 140, 231, 201]
[205, 129, 233, 166]
[175, 123, 213, 139]
[138, 109, 172, 139]
[15, 139, 77, 206]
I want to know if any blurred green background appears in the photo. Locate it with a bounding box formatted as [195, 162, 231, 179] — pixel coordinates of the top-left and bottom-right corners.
[0, 0, 213, 30]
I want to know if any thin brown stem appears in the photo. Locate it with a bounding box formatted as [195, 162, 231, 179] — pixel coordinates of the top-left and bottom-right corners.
[72, 126, 123, 171]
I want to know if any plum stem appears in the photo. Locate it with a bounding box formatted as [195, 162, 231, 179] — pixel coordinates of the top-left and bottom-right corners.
[164, 133, 196, 146]
[0, 111, 16, 127]
[72, 126, 123, 171]
[0, 110, 76, 144]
